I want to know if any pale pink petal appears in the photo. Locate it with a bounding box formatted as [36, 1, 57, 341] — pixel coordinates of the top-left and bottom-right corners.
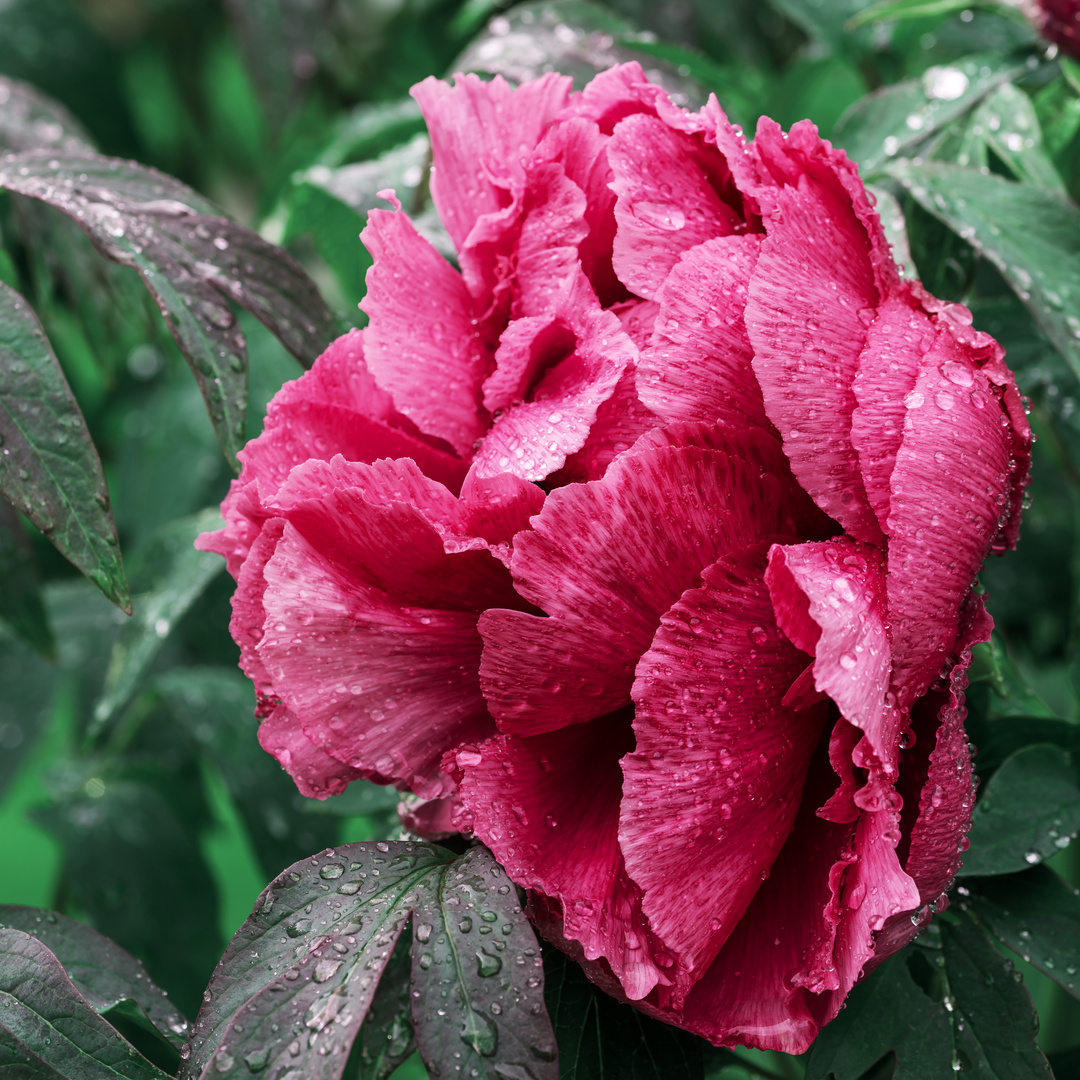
[850, 287, 934, 531]
[480, 433, 803, 734]
[259, 522, 501, 798]
[746, 171, 883, 545]
[411, 72, 572, 253]
[257, 705, 365, 799]
[569, 62, 662, 133]
[621, 543, 829, 1007]
[452, 713, 665, 1001]
[766, 539, 894, 769]
[398, 795, 459, 839]
[637, 234, 769, 429]
[609, 113, 745, 299]
[886, 334, 1015, 708]
[360, 202, 491, 457]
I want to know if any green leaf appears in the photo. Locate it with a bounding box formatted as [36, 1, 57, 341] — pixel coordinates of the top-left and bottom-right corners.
[768, 0, 869, 53]
[0, 496, 55, 657]
[0, 927, 171, 1080]
[0, 152, 338, 466]
[155, 666, 339, 879]
[804, 948, 952, 1079]
[833, 53, 1029, 176]
[32, 778, 222, 1018]
[346, 926, 415, 1080]
[966, 865, 1080, 998]
[0, 74, 93, 154]
[542, 945, 703, 1080]
[312, 98, 426, 170]
[89, 509, 224, 739]
[967, 636, 1057, 719]
[888, 161, 1080, 388]
[975, 83, 1066, 191]
[0, 624, 56, 799]
[0, 906, 191, 1047]
[846, 0, 1007, 30]
[0, 279, 129, 611]
[179, 842, 556, 1080]
[805, 914, 1048, 1079]
[960, 743, 1080, 876]
[868, 184, 917, 277]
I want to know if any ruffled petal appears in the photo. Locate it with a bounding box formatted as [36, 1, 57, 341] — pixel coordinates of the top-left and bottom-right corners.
[609, 113, 744, 299]
[850, 287, 934, 531]
[411, 72, 572, 254]
[637, 234, 769, 429]
[677, 738, 856, 1053]
[360, 201, 491, 457]
[480, 431, 801, 734]
[452, 712, 664, 1000]
[471, 279, 635, 481]
[886, 331, 1016, 707]
[259, 521, 500, 797]
[621, 543, 828, 1007]
[257, 705, 365, 799]
[766, 538, 894, 768]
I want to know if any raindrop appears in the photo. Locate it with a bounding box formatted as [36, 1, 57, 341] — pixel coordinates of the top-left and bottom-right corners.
[476, 950, 502, 977]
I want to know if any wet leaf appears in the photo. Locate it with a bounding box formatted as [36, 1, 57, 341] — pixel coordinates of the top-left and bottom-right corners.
[966, 866, 1080, 999]
[89, 508, 224, 739]
[155, 666, 339, 879]
[867, 183, 916, 278]
[0, 152, 338, 465]
[834, 53, 1029, 176]
[347, 926, 415, 1080]
[0, 279, 128, 610]
[542, 945, 703, 1079]
[805, 914, 1048, 1079]
[0, 74, 93, 154]
[0, 495, 55, 657]
[32, 777, 222, 1018]
[0, 905, 191, 1047]
[960, 743, 1080, 876]
[888, 161, 1080, 387]
[0, 927, 172, 1080]
[967, 635, 1057, 720]
[179, 842, 556, 1080]
[974, 82, 1065, 191]
[0, 624, 56, 799]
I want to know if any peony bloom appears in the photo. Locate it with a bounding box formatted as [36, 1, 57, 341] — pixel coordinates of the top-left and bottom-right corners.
[198, 64, 1031, 1051]
[1026, 0, 1080, 58]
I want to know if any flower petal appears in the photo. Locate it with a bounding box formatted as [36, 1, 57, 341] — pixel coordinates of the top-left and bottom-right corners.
[621, 543, 828, 1007]
[637, 234, 769, 429]
[766, 539, 894, 767]
[360, 201, 491, 457]
[453, 713, 664, 1001]
[886, 332, 1015, 707]
[480, 432, 802, 734]
[257, 705, 365, 799]
[411, 72, 572, 254]
[609, 113, 745, 299]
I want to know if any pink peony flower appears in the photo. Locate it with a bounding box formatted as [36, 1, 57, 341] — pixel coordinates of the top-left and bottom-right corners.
[1026, 0, 1080, 58]
[198, 64, 1031, 1052]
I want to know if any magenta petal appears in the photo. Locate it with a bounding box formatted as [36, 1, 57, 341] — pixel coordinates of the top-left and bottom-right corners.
[886, 334, 1015, 708]
[637, 234, 769, 429]
[677, 743, 855, 1053]
[766, 539, 894, 767]
[230, 517, 286, 713]
[455, 468, 545, 559]
[621, 544, 828, 1005]
[360, 203, 491, 457]
[609, 113, 744, 299]
[472, 281, 635, 482]
[257, 705, 365, 799]
[850, 288, 934, 531]
[746, 173, 883, 544]
[258, 522, 498, 797]
[454, 713, 664, 1001]
[480, 434, 802, 733]
[411, 72, 572, 253]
